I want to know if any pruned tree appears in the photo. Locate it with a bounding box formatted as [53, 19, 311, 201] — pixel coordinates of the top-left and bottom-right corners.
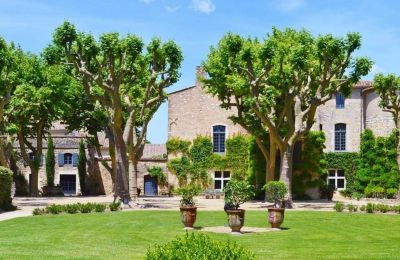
[0, 37, 23, 167]
[203, 28, 372, 206]
[52, 21, 182, 204]
[373, 73, 400, 167]
[6, 54, 69, 196]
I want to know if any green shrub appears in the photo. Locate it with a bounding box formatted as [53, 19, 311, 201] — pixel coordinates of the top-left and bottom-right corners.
[360, 205, 366, 211]
[32, 208, 47, 216]
[47, 204, 64, 214]
[333, 201, 345, 212]
[224, 179, 255, 210]
[176, 185, 201, 207]
[351, 192, 363, 200]
[109, 201, 121, 211]
[263, 181, 288, 208]
[146, 232, 255, 260]
[385, 188, 398, 199]
[94, 203, 107, 212]
[65, 204, 79, 214]
[79, 203, 94, 213]
[366, 203, 376, 213]
[377, 204, 390, 213]
[347, 204, 358, 212]
[0, 166, 15, 211]
[365, 186, 385, 198]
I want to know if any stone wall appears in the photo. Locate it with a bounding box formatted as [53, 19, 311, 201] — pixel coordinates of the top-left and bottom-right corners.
[365, 91, 396, 137]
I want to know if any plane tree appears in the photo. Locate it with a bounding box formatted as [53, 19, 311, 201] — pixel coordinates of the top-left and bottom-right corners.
[52, 21, 182, 204]
[373, 74, 400, 167]
[203, 28, 372, 205]
[6, 54, 69, 196]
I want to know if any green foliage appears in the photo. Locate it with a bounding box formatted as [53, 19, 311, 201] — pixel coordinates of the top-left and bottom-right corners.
[347, 204, 358, 212]
[109, 201, 121, 211]
[0, 167, 14, 211]
[45, 135, 55, 187]
[325, 152, 359, 196]
[224, 179, 255, 209]
[247, 136, 267, 197]
[166, 137, 190, 155]
[94, 203, 107, 213]
[65, 204, 79, 214]
[167, 136, 212, 188]
[32, 208, 47, 216]
[333, 202, 345, 212]
[176, 185, 201, 207]
[356, 129, 399, 196]
[364, 185, 385, 198]
[263, 181, 288, 208]
[145, 232, 255, 260]
[385, 188, 398, 199]
[293, 131, 326, 199]
[366, 203, 375, 213]
[225, 134, 249, 180]
[46, 204, 64, 214]
[78, 203, 95, 213]
[148, 166, 167, 186]
[78, 140, 86, 195]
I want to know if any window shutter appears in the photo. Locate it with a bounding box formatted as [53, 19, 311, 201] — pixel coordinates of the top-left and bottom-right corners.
[40, 155, 44, 167]
[72, 153, 78, 167]
[58, 153, 64, 167]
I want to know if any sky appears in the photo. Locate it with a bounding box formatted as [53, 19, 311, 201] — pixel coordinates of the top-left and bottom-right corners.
[1, 0, 399, 143]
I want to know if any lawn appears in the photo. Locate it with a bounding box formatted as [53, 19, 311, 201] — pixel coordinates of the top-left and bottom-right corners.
[0, 210, 399, 259]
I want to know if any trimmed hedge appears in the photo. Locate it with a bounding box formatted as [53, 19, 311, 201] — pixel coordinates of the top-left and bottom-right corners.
[0, 166, 15, 211]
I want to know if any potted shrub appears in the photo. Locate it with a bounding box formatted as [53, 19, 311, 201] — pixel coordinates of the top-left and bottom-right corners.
[263, 181, 288, 229]
[223, 179, 255, 233]
[177, 185, 201, 229]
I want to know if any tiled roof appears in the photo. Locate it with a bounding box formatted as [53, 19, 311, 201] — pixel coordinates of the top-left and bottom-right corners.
[142, 144, 167, 160]
[355, 80, 372, 88]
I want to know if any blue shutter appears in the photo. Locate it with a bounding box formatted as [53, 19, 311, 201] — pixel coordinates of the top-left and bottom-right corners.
[72, 153, 78, 167]
[40, 155, 44, 167]
[58, 153, 64, 167]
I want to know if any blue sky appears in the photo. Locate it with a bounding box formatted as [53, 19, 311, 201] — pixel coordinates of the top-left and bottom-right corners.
[1, 0, 399, 143]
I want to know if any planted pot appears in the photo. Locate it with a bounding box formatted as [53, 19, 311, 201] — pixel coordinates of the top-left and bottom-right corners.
[180, 206, 197, 229]
[226, 209, 245, 233]
[268, 208, 285, 229]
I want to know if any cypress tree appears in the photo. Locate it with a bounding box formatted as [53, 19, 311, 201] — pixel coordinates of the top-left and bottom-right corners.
[78, 139, 86, 195]
[45, 135, 55, 187]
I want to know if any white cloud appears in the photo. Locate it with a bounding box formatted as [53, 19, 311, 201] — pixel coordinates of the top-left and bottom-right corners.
[140, 0, 154, 4]
[190, 0, 216, 14]
[165, 5, 180, 13]
[275, 0, 304, 12]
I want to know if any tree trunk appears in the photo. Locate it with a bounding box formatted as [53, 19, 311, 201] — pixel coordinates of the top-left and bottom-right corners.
[30, 166, 39, 196]
[267, 143, 277, 182]
[130, 160, 138, 203]
[113, 127, 131, 204]
[279, 144, 294, 208]
[0, 139, 9, 167]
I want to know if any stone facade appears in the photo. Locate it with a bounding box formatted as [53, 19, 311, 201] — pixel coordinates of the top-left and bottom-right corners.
[168, 67, 246, 141]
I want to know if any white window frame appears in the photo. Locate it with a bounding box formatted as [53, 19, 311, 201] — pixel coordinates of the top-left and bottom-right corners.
[211, 123, 227, 154]
[327, 169, 346, 190]
[213, 171, 230, 192]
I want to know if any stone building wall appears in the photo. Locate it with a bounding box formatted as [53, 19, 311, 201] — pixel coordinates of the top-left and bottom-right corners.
[168, 67, 246, 141]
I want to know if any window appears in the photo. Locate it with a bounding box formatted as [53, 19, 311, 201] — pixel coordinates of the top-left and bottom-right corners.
[319, 124, 323, 131]
[64, 153, 73, 165]
[214, 171, 230, 191]
[29, 152, 36, 161]
[212, 125, 226, 153]
[327, 169, 346, 190]
[336, 93, 345, 108]
[334, 123, 346, 151]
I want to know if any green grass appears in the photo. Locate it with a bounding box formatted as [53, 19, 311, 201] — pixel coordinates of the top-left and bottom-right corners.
[0, 210, 399, 259]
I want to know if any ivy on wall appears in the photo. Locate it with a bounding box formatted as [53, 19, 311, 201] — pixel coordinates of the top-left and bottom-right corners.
[325, 152, 359, 196]
[292, 131, 327, 199]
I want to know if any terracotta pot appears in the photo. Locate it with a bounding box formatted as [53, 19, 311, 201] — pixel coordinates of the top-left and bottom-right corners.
[268, 208, 285, 229]
[180, 207, 197, 229]
[226, 209, 245, 233]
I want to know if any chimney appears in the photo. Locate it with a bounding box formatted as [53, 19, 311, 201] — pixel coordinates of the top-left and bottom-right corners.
[195, 65, 206, 87]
